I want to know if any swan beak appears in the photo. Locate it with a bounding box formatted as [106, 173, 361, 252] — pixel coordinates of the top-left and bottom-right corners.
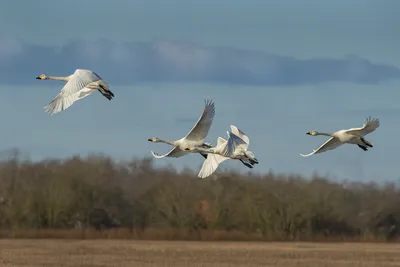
[306, 132, 312, 135]
[35, 76, 41, 80]
[185, 146, 192, 151]
[147, 138, 154, 142]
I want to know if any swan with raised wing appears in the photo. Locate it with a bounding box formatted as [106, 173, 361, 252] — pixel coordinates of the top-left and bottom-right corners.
[148, 100, 215, 159]
[185, 125, 257, 178]
[220, 125, 259, 165]
[300, 116, 380, 157]
[36, 69, 114, 115]
[186, 135, 254, 178]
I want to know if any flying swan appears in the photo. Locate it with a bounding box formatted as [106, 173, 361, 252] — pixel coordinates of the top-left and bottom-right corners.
[185, 125, 258, 178]
[147, 100, 215, 159]
[220, 126, 258, 164]
[300, 116, 380, 157]
[36, 69, 115, 115]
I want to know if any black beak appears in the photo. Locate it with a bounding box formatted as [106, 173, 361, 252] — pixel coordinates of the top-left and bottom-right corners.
[306, 132, 311, 135]
[147, 138, 152, 141]
[35, 76, 41, 80]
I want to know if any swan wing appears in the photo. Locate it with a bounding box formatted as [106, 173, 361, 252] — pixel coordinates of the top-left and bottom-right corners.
[221, 131, 249, 157]
[230, 125, 249, 145]
[345, 116, 380, 136]
[151, 147, 187, 159]
[183, 100, 216, 142]
[300, 137, 343, 157]
[45, 69, 105, 115]
[216, 137, 227, 147]
[60, 69, 103, 96]
[198, 153, 229, 178]
[44, 88, 95, 115]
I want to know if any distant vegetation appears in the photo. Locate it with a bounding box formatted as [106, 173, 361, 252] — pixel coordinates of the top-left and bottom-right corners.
[0, 149, 399, 241]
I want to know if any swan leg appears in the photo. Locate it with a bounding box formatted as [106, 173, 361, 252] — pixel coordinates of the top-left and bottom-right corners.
[99, 90, 113, 100]
[360, 137, 373, 148]
[357, 144, 368, 151]
[200, 153, 208, 159]
[249, 159, 259, 165]
[98, 85, 115, 100]
[240, 159, 254, 169]
[99, 84, 114, 95]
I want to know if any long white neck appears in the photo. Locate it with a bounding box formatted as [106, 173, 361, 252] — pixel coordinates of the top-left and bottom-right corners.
[47, 75, 69, 82]
[194, 147, 217, 154]
[158, 138, 177, 146]
[316, 132, 334, 137]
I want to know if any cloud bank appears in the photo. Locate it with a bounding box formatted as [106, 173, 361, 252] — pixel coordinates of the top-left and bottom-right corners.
[1, 37, 399, 86]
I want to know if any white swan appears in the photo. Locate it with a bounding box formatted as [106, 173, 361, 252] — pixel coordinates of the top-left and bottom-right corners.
[185, 126, 257, 178]
[300, 116, 380, 157]
[36, 69, 114, 115]
[148, 100, 215, 159]
[220, 126, 259, 165]
[186, 135, 254, 179]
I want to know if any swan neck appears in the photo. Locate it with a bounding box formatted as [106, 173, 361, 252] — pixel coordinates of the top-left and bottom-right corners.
[317, 132, 334, 137]
[198, 147, 214, 153]
[47, 75, 69, 82]
[159, 139, 176, 146]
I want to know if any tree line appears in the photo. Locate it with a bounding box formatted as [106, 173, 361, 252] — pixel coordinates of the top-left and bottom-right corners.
[0, 149, 399, 241]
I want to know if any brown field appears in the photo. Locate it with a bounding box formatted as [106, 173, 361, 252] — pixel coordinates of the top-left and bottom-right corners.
[1, 240, 400, 267]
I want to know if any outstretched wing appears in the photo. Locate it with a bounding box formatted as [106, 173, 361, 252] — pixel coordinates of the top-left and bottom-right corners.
[230, 125, 249, 145]
[346, 116, 380, 136]
[61, 69, 102, 96]
[216, 137, 227, 147]
[45, 69, 104, 115]
[198, 153, 229, 178]
[300, 137, 343, 157]
[151, 147, 188, 159]
[45, 88, 95, 115]
[183, 100, 216, 142]
[221, 131, 249, 157]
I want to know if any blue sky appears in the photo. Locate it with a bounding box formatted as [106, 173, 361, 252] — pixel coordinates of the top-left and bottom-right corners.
[1, 0, 399, 181]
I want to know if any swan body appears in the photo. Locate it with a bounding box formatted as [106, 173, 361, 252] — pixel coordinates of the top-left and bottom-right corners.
[300, 116, 380, 157]
[148, 100, 215, 159]
[36, 69, 115, 115]
[188, 137, 231, 178]
[185, 125, 257, 178]
[220, 126, 259, 165]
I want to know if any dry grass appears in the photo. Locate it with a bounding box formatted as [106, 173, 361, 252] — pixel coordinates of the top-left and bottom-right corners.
[1, 240, 400, 267]
[0, 228, 390, 242]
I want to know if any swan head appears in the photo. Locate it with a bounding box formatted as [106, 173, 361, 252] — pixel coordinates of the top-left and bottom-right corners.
[148, 137, 161, 142]
[307, 131, 318, 136]
[36, 74, 48, 80]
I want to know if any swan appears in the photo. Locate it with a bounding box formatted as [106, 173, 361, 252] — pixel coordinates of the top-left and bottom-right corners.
[300, 116, 380, 157]
[185, 135, 254, 179]
[220, 126, 259, 165]
[185, 126, 257, 178]
[147, 100, 215, 159]
[36, 69, 114, 115]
